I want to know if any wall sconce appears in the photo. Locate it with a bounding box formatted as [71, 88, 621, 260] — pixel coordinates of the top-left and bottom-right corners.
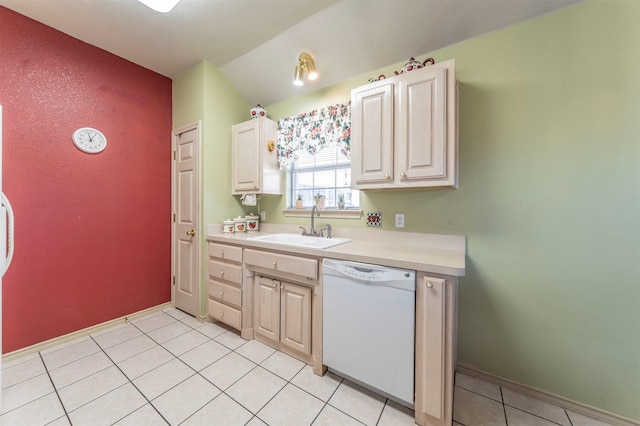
[294, 53, 318, 86]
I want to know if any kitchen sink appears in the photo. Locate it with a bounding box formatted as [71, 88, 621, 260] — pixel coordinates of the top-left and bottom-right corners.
[247, 233, 351, 250]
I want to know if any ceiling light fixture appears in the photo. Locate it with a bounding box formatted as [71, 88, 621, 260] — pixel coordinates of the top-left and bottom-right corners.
[136, 0, 181, 13]
[293, 53, 318, 86]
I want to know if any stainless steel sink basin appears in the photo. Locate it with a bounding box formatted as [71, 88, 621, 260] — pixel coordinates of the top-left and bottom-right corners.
[247, 233, 351, 250]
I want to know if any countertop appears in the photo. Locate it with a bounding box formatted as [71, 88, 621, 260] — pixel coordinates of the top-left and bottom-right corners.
[206, 224, 466, 277]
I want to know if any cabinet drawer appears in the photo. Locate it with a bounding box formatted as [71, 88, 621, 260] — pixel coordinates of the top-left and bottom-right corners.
[208, 280, 242, 309]
[208, 243, 243, 263]
[244, 249, 318, 280]
[208, 260, 243, 285]
[208, 299, 242, 331]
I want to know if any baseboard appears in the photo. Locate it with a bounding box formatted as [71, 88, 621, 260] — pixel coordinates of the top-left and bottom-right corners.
[2, 302, 172, 363]
[456, 363, 640, 426]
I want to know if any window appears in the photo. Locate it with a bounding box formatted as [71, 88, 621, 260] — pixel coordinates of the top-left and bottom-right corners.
[277, 102, 358, 210]
[286, 141, 359, 209]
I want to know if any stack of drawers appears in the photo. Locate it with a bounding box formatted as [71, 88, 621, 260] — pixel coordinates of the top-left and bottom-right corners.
[207, 242, 243, 330]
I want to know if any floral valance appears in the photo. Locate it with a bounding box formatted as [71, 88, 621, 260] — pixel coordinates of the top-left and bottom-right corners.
[277, 101, 351, 167]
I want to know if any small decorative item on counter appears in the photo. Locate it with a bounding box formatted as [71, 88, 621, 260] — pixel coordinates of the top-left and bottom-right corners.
[295, 194, 304, 209]
[394, 57, 435, 75]
[233, 216, 247, 233]
[337, 193, 345, 210]
[250, 104, 267, 119]
[245, 213, 259, 232]
[223, 219, 235, 233]
[314, 193, 326, 209]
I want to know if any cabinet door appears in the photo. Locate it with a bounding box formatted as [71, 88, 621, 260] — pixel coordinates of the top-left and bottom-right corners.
[415, 274, 457, 426]
[397, 67, 447, 182]
[280, 282, 311, 356]
[351, 81, 394, 188]
[232, 120, 260, 193]
[253, 276, 280, 342]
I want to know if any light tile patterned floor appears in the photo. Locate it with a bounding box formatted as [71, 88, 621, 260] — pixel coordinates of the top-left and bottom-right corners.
[1, 308, 614, 426]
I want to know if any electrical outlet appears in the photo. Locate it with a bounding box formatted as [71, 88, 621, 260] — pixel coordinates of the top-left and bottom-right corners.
[395, 213, 405, 228]
[260, 211, 266, 221]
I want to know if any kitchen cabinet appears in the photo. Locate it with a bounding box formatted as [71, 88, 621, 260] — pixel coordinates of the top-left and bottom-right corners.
[205, 230, 465, 422]
[244, 248, 321, 368]
[207, 242, 243, 331]
[415, 273, 458, 426]
[351, 59, 457, 190]
[254, 276, 312, 356]
[231, 117, 283, 195]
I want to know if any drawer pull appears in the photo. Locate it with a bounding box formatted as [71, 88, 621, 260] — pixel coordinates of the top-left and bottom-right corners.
[220, 270, 224, 276]
[220, 291, 224, 297]
[272, 260, 277, 267]
[220, 311, 224, 318]
[220, 250, 224, 257]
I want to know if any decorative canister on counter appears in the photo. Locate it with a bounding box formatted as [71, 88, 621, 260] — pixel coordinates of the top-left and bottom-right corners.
[250, 104, 267, 119]
[245, 213, 259, 232]
[233, 216, 247, 233]
[223, 219, 235, 234]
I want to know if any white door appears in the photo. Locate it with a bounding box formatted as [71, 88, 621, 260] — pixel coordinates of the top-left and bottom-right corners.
[172, 124, 200, 317]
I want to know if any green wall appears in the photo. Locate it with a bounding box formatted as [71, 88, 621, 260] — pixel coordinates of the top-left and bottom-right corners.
[173, 61, 249, 315]
[173, 0, 639, 419]
[264, 1, 640, 420]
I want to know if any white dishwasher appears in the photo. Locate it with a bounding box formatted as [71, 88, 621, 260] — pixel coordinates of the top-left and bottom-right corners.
[322, 258, 416, 407]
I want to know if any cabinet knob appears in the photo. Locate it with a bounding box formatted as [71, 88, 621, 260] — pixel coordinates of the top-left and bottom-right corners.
[272, 260, 277, 267]
[220, 312, 224, 318]
[220, 270, 224, 276]
[401, 171, 406, 178]
[385, 173, 390, 179]
[220, 251, 224, 257]
[427, 282, 433, 288]
[220, 291, 224, 297]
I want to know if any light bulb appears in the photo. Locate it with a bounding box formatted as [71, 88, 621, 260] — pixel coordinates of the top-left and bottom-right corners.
[293, 65, 304, 86]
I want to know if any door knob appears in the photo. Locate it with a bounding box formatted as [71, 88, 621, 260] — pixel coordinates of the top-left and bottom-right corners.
[186, 230, 195, 237]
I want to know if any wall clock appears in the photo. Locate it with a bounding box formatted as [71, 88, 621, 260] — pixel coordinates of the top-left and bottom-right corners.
[72, 127, 107, 154]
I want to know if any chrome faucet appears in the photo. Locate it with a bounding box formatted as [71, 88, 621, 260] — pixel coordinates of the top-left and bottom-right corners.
[310, 205, 320, 236]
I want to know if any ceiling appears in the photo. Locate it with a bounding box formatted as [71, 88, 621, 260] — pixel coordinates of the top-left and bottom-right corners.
[0, 0, 582, 106]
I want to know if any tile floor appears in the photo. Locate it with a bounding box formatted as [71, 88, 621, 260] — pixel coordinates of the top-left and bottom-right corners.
[1, 308, 614, 426]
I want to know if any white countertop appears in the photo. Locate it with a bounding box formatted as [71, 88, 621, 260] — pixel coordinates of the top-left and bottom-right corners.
[206, 224, 466, 277]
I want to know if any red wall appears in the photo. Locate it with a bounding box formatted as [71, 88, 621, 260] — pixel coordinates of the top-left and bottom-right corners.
[0, 7, 172, 353]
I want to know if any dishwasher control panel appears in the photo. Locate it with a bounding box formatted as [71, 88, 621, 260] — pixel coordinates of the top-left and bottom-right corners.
[323, 259, 415, 289]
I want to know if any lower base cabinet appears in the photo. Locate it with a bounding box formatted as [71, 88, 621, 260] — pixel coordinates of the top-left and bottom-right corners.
[205, 238, 460, 424]
[206, 242, 243, 331]
[253, 275, 312, 357]
[414, 273, 458, 426]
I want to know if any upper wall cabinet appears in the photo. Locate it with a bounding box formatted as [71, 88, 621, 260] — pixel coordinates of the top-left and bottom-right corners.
[232, 117, 283, 195]
[351, 59, 458, 190]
